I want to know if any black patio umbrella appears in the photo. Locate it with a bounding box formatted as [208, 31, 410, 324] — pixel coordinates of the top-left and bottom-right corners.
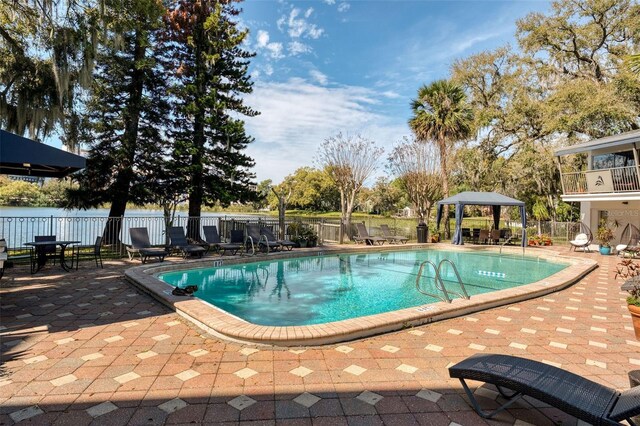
[0, 130, 86, 177]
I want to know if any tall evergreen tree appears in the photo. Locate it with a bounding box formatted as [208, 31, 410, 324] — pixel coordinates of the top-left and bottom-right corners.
[165, 0, 257, 239]
[66, 0, 169, 244]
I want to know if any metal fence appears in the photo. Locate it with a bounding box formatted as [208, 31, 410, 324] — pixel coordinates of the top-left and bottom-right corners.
[0, 214, 579, 257]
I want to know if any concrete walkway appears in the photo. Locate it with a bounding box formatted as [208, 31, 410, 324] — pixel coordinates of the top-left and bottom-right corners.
[0, 246, 637, 425]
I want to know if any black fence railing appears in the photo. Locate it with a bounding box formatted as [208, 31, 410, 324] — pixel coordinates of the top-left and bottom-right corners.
[0, 214, 578, 258]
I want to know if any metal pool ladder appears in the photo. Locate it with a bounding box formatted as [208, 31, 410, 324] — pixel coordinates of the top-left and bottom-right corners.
[415, 259, 470, 303]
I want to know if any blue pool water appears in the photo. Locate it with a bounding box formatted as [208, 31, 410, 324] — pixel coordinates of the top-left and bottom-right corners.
[157, 250, 568, 326]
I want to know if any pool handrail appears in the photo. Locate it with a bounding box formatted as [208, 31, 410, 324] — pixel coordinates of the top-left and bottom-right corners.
[416, 259, 470, 303]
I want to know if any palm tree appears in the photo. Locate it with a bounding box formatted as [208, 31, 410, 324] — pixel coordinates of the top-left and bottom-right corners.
[627, 54, 640, 74]
[409, 80, 473, 239]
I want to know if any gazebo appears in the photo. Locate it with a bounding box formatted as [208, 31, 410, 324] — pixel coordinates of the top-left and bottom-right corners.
[435, 191, 527, 246]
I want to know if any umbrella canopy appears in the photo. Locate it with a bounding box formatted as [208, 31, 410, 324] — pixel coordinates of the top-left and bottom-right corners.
[0, 130, 86, 178]
[435, 191, 527, 246]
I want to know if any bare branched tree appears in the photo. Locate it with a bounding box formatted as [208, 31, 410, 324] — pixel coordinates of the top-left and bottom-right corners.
[317, 133, 383, 244]
[388, 137, 442, 225]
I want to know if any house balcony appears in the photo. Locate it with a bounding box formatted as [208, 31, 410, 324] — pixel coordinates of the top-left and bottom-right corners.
[560, 165, 640, 201]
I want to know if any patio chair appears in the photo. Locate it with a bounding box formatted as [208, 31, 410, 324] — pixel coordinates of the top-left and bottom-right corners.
[126, 227, 167, 264]
[168, 226, 206, 259]
[449, 353, 640, 425]
[261, 227, 296, 251]
[478, 229, 489, 244]
[569, 221, 593, 252]
[0, 239, 6, 279]
[354, 223, 386, 246]
[71, 236, 103, 269]
[490, 229, 501, 245]
[380, 224, 408, 244]
[617, 223, 640, 257]
[203, 226, 243, 256]
[246, 223, 280, 254]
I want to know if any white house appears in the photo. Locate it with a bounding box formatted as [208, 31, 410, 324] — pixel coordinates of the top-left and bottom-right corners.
[554, 129, 640, 241]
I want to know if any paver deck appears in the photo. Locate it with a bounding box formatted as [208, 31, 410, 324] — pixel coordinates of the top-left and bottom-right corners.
[0, 246, 638, 425]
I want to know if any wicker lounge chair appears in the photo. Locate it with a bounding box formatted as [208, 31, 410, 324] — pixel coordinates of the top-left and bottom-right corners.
[449, 353, 640, 425]
[203, 226, 243, 256]
[569, 221, 593, 252]
[246, 224, 280, 253]
[126, 227, 167, 264]
[617, 223, 640, 257]
[261, 227, 295, 251]
[380, 224, 408, 244]
[168, 227, 206, 259]
[353, 223, 386, 245]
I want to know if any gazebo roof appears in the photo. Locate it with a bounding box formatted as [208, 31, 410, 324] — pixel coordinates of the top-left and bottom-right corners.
[437, 191, 525, 207]
[0, 130, 86, 178]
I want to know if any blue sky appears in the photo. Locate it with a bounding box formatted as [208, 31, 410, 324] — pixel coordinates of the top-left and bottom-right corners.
[241, 0, 551, 183]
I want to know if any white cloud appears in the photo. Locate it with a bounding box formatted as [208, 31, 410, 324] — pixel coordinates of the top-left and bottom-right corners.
[288, 41, 311, 55]
[256, 30, 270, 48]
[266, 42, 284, 59]
[254, 30, 285, 59]
[309, 69, 328, 85]
[382, 90, 401, 99]
[244, 79, 409, 182]
[304, 7, 314, 18]
[337, 2, 350, 12]
[323, 0, 336, 4]
[264, 64, 274, 76]
[281, 8, 324, 39]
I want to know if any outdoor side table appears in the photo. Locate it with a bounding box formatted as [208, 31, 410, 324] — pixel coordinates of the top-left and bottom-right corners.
[24, 240, 81, 274]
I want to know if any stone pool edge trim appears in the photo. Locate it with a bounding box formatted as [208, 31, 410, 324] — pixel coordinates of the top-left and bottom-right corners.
[124, 244, 597, 347]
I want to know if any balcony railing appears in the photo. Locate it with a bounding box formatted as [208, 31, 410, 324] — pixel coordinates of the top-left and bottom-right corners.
[561, 165, 640, 195]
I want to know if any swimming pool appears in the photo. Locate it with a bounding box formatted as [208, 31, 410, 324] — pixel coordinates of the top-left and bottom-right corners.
[157, 249, 568, 326]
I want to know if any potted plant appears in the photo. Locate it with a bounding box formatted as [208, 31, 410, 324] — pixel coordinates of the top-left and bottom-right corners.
[287, 220, 318, 248]
[596, 219, 614, 255]
[615, 259, 640, 339]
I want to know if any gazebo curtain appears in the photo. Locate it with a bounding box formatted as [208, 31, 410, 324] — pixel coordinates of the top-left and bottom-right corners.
[435, 193, 527, 247]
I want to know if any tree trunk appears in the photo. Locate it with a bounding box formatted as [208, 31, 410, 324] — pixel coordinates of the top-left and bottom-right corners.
[338, 190, 346, 244]
[438, 136, 451, 239]
[271, 188, 288, 240]
[102, 30, 146, 245]
[187, 18, 207, 241]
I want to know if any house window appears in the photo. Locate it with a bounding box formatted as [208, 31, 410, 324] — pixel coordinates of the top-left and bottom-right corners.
[592, 151, 635, 170]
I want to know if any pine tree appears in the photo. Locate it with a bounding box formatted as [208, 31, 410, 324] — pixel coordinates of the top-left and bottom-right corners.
[165, 0, 258, 239]
[66, 0, 169, 244]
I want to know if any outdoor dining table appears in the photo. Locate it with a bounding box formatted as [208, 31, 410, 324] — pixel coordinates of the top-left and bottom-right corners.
[24, 240, 80, 273]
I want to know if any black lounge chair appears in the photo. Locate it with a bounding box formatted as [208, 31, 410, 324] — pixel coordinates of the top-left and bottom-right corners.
[261, 227, 295, 251]
[126, 227, 167, 264]
[569, 221, 593, 252]
[246, 224, 280, 253]
[203, 226, 243, 256]
[449, 353, 640, 425]
[380, 224, 408, 244]
[168, 227, 206, 259]
[353, 223, 386, 245]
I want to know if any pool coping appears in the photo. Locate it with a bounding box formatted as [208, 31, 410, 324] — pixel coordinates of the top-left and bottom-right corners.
[124, 244, 598, 346]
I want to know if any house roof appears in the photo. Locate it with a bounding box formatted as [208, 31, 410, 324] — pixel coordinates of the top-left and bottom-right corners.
[437, 191, 525, 207]
[554, 129, 640, 156]
[0, 130, 86, 177]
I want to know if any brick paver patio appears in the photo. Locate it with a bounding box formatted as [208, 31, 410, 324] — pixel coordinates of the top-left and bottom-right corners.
[0, 246, 638, 425]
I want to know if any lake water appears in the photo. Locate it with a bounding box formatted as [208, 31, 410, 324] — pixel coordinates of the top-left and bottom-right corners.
[0, 206, 263, 248]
